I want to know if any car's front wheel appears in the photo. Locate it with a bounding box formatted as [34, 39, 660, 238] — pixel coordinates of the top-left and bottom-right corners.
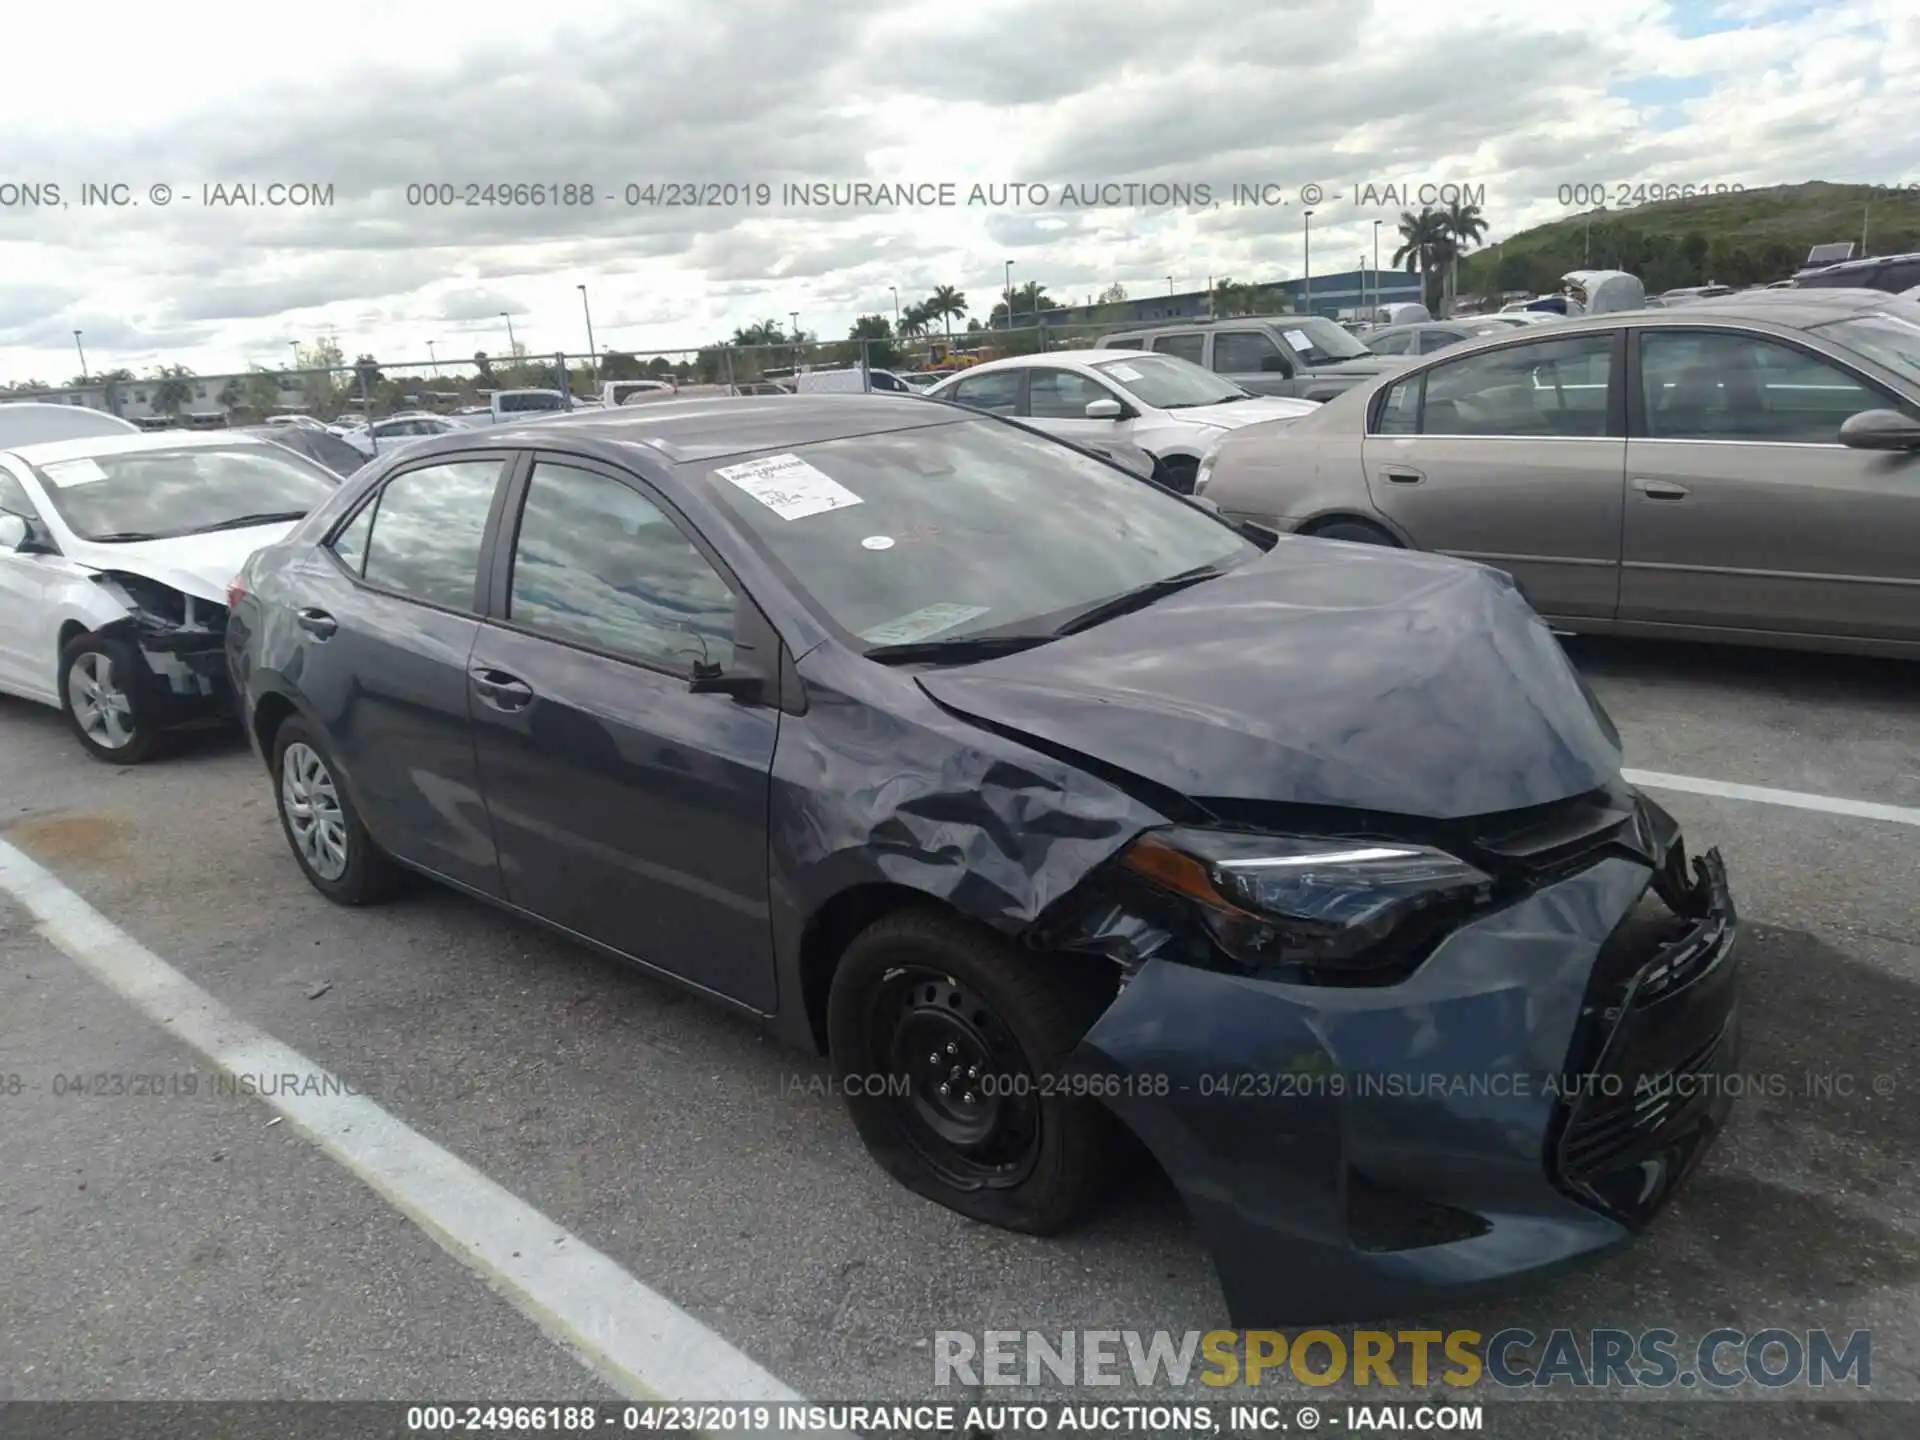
[826, 909, 1115, 1234]
[1308, 518, 1401, 546]
[270, 716, 401, 905]
[1155, 456, 1200, 494]
[59, 633, 158, 764]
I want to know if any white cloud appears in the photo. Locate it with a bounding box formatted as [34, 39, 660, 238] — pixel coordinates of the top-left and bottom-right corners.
[0, 0, 1916, 384]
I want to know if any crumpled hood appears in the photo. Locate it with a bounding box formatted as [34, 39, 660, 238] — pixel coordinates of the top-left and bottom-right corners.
[1178, 397, 1321, 430]
[68, 523, 301, 605]
[915, 541, 1622, 821]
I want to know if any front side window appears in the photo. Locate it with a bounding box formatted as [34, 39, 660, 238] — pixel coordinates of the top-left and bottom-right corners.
[359, 459, 502, 609]
[1214, 330, 1290, 373]
[28, 443, 337, 542]
[507, 461, 735, 672]
[698, 417, 1257, 651]
[1419, 334, 1614, 437]
[1640, 330, 1890, 443]
[1026, 369, 1113, 419]
[1150, 332, 1206, 364]
[947, 370, 1022, 415]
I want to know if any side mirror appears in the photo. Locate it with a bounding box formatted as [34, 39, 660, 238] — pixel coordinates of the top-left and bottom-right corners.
[1839, 409, 1920, 451]
[1084, 398, 1123, 420]
[689, 658, 766, 702]
[0, 514, 28, 551]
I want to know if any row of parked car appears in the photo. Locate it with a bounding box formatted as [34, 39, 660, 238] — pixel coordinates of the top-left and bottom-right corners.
[0, 375, 1750, 1325]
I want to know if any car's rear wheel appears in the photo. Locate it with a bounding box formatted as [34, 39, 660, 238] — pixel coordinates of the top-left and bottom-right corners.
[826, 909, 1115, 1234]
[1155, 456, 1200, 494]
[270, 716, 401, 905]
[1308, 518, 1401, 546]
[59, 634, 159, 765]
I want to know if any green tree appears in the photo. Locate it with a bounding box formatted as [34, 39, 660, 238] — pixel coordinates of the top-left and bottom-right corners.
[924, 285, 968, 345]
[149, 364, 196, 416]
[216, 377, 243, 414]
[240, 366, 284, 417]
[472, 351, 496, 385]
[1440, 200, 1488, 307]
[1392, 208, 1452, 312]
[897, 303, 931, 339]
[1096, 282, 1128, 304]
[600, 350, 642, 381]
[846, 315, 900, 369]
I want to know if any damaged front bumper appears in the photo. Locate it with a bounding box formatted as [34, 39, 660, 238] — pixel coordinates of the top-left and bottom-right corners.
[92, 577, 237, 729]
[1062, 794, 1740, 1325]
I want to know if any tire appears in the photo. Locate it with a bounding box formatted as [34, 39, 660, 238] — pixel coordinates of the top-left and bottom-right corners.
[826, 909, 1116, 1234]
[58, 633, 159, 765]
[1156, 456, 1200, 494]
[1308, 519, 1401, 546]
[269, 715, 402, 905]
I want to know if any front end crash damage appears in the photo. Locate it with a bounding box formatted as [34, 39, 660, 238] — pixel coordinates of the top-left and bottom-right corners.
[88, 571, 235, 726]
[1035, 784, 1741, 1325]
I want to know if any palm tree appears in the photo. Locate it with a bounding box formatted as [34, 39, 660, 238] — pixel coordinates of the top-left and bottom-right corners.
[1392, 208, 1452, 313]
[896, 303, 930, 339]
[149, 364, 196, 416]
[924, 285, 967, 345]
[1441, 200, 1489, 309]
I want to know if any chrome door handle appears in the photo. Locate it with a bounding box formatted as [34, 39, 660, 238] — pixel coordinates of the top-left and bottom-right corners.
[1635, 479, 1689, 500]
[1382, 468, 1424, 485]
[295, 608, 337, 639]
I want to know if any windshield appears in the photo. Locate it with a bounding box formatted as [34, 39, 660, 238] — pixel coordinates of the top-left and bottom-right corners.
[30, 443, 338, 541]
[1091, 354, 1248, 408]
[499, 392, 566, 412]
[1273, 315, 1374, 363]
[696, 417, 1257, 651]
[1809, 312, 1920, 387]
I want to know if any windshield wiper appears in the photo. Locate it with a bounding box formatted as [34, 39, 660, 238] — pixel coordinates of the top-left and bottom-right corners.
[1051, 564, 1233, 637]
[194, 510, 309, 533]
[85, 531, 165, 542]
[864, 632, 1055, 665]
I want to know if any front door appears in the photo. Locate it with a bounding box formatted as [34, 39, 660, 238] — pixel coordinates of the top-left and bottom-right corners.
[0, 467, 71, 700]
[1361, 330, 1626, 622]
[466, 456, 780, 1010]
[1620, 326, 1920, 642]
[1208, 328, 1301, 397]
[1023, 367, 1132, 448]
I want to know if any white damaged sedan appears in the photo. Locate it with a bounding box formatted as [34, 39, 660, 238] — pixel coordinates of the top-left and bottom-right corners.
[926, 349, 1319, 492]
[0, 429, 339, 763]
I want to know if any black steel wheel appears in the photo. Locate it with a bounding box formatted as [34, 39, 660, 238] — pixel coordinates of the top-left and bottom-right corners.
[827, 909, 1115, 1233]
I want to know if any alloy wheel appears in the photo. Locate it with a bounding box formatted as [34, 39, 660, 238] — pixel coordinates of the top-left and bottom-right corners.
[66, 651, 137, 749]
[280, 741, 350, 881]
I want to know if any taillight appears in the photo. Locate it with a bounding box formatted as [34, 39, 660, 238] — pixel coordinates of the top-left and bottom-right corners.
[226, 574, 246, 608]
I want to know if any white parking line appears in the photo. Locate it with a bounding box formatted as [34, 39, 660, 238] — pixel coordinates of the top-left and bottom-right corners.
[0, 837, 848, 1436]
[1623, 769, 1920, 828]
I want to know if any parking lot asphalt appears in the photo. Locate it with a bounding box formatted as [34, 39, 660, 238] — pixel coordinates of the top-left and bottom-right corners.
[2, 636, 1916, 1436]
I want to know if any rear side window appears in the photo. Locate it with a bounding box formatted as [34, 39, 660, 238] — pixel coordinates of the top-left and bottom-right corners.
[1151, 333, 1206, 364]
[1367, 330, 1413, 356]
[948, 370, 1022, 415]
[1374, 377, 1422, 435]
[1419, 334, 1614, 437]
[360, 459, 503, 609]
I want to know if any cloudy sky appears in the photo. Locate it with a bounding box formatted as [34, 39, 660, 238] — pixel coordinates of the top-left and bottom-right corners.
[2, 0, 1915, 386]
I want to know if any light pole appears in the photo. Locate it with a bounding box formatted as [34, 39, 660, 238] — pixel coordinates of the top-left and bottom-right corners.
[1372, 220, 1383, 317]
[426, 340, 439, 375]
[73, 330, 87, 380]
[790, 312, 800, 371]
[501, 312, 517, 353]
[1166, 275, 1174, 296]
[1303, 211, 1315, 315]
[577, 284, 598, 385]
[890, 286, 899, 331]
[1004, 261, 1014, 329]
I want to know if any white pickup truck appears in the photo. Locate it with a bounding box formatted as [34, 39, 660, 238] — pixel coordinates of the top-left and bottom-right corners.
[451, 389, 573, 427]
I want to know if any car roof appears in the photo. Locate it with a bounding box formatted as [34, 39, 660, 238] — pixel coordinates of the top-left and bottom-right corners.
[940, 349, 1148, 377]
[4, 429, 292, 466]
[469, 393, 963, 463]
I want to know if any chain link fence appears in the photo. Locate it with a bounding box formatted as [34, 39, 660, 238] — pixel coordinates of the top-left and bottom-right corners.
[1, 306, 1312, 427]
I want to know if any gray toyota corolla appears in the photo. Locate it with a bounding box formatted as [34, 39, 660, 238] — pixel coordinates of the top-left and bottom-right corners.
[225, 395, 1741, 1324]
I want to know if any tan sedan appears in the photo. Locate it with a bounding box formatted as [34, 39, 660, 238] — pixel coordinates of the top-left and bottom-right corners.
[1197, 290, 1920, 658]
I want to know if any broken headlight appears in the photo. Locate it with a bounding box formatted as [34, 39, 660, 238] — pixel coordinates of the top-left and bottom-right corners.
[1118, 828, 1496, 981]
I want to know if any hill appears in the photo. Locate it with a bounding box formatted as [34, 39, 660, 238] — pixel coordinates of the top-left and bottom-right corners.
[1457, 182, 1920, 297]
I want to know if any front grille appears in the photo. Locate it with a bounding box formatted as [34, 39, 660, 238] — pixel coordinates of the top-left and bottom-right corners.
[1560, 1018, 1731, 1173]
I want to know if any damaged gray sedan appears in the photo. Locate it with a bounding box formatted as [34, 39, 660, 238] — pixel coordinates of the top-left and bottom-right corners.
[224, 396, 1742, 1323]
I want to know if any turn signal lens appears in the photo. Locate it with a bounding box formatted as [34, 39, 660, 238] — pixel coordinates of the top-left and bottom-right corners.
[225, 574, 246, 608]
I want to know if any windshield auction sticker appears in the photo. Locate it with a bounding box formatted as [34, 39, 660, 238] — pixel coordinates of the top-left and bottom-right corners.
[715, 452, 862, 520]
[39, 457, 111, 487]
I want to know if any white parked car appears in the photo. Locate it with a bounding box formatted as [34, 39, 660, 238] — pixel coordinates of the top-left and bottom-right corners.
[0, 402, 139, 445]
[336, 412, 465, 457]
[925, 349, 1318, 491]
[0, 431, 339, 762]
[794, 367, 916, 394]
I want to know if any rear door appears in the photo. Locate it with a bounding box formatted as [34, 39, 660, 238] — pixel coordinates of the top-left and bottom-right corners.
[1206, 328, 1301, 397]
[284, 453, 513, 894]
[466, 454, 781, 1010]
[0, 465, 72, 700]
[1620, 325, 1920, 642]
[1360, 330, 1627, 622]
